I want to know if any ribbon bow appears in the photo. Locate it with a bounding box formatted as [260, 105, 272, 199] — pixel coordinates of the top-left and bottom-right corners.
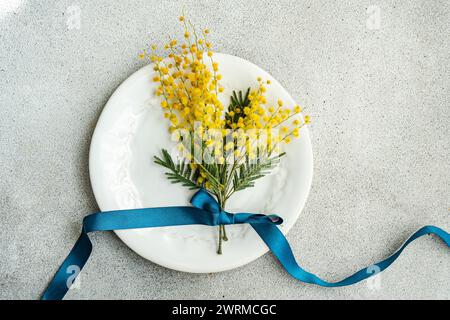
[41, 189, 449, 300]
[190, 189, 283, 226]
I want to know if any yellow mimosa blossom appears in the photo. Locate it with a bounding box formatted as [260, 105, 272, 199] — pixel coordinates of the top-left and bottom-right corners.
[149, 15, 311, 217]
[304, 115, 311, 124]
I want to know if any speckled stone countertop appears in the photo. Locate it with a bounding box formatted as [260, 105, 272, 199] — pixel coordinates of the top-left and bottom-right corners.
[0, 0, 448, 299]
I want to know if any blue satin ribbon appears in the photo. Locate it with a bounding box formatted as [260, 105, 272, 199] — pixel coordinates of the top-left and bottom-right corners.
[41, 189, 449, 300]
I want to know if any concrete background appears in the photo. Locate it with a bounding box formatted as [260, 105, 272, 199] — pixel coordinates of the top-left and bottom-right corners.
[0, 0, 449, 299]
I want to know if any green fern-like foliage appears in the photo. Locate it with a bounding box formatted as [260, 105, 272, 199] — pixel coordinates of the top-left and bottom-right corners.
[154, 149, 226, 196]
[232, 152, 285, 192]
[225, 88, 250, 129]
[154, 149, 201, 190]
[154, 148, 285, 198]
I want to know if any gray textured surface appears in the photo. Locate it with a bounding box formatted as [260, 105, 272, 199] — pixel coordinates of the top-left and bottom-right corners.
[0, 0, 449, 300]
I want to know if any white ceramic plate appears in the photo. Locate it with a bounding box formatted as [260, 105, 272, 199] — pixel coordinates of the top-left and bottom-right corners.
[89, 53, 313, 273]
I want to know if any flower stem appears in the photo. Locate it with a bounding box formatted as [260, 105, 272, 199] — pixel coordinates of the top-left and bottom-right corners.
[217, 196, 228, 254]
[217, 225, 223, 254]
[222, 225, 228, 241]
